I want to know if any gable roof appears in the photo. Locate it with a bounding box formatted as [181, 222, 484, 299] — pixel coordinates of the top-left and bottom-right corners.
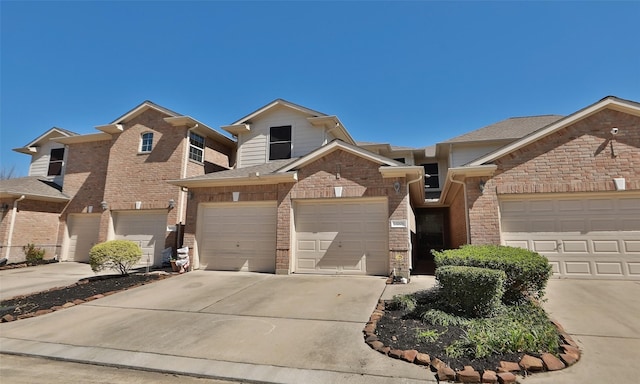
[13, 127, 78, 154]
[277, 140, 401, 172]
[222, 99, 356, 144]
[109, 100, 180, 124]
[231, 99, 327, 125]
[469, 96, 640, 166]
[168, 159, 298, 188]
[0, 176, 70, 202]
[444, 115, 564, 144]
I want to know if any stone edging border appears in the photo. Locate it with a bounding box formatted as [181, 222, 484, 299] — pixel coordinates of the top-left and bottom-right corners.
[1, 272, 173, 323]
[363, 299, 581, 383]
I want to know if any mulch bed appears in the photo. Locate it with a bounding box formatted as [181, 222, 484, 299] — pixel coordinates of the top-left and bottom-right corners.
[0, 272, 171, 322]
[375, 307, 524, 371]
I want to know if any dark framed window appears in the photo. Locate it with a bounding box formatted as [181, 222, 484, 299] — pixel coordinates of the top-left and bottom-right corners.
[394, 157, 406, 164]
[423, 163, 440, 189]
[189, 132, 205, 163]
[47, 148, 65, 176]
[269, 125, 292, 160]
[140, 132, 153, 152]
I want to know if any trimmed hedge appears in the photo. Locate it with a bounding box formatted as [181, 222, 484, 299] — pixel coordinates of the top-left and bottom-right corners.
[433, 245, 552, 303]
[436, 265, 506, 318]
[89, 240, 142, 275]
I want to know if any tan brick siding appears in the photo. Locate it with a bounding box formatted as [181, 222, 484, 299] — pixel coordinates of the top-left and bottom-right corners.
[183, 149, 411, 275]
[0, 199, 65, 262]
[448, 186, 467, 248]
[467, 108, 640, 245]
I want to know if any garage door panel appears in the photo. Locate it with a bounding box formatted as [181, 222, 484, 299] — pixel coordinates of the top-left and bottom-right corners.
[199, 203, 276, 273]
[67, 215, 101, 262]
[629, 263, 640, 275]
[596, 262, 624, 275]
[501, 195, 640, 279]
[114, 211, 168, 267]
[294, 199, 388, 275]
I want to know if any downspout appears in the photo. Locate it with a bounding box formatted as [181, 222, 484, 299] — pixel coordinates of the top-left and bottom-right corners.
[449, 173, 470, 244]
[5, 195, 26, 259]
[406, 172, 423, 273]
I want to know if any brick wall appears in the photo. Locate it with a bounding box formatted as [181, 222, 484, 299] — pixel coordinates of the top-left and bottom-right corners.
[1, 199, 65, 262]
[467, 108, 640, 244]
[448, 186, 467, 248]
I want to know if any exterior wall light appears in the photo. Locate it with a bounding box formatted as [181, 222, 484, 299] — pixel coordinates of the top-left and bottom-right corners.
[100, 201, 108, 211]
[168, 199, 176, 209]
[479, 180, 486, 193]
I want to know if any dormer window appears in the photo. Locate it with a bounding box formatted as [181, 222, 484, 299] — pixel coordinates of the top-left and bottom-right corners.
[140, 132, 154, 153]
[269, 125, 292, 160]
[189, 132, 205, 163]
[47, 148, 65, 176]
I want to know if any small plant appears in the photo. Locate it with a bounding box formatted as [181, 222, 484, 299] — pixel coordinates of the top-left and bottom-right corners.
[388, 294, 417, 312]
[416, 328, 443, 343]
[421, 308, 469, 327]
[89, 240, 142, 275]
[23, 243, 45, 265]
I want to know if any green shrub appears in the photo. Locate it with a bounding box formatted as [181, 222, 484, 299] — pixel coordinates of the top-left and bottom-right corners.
[387, 294, 417, 312]
[433, 245, 552, 303]
[436, 265, 506, 318]
[23, 243, 45, 265]
[89, 240, 142, 275]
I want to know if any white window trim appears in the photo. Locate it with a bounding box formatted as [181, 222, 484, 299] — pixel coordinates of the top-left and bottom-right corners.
[189, 132, 205, 163]
[140, 132, 154, 153]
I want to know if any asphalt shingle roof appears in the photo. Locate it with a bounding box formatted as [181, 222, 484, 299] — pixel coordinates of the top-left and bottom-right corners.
[0, 176, 70, 200]
[444, 115, 564, 143]
[179, 159, 298, 181]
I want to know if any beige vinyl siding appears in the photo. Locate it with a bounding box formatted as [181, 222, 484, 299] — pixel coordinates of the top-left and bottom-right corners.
[237, 107, 326, 168]
[29, 141, 66, 183]
[450, 143, 505, 167]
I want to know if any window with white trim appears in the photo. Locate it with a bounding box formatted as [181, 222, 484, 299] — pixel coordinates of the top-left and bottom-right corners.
[47, 148, 64, 176]
[189, 132, 205, 163]
[140, 132, 153, 153]
[269, 125, 292, 160]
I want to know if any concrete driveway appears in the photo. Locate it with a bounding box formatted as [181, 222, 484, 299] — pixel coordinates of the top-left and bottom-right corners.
[1, 267, 639, 383]
[0, 262, 113, 301]
[0, 271, 433, 384]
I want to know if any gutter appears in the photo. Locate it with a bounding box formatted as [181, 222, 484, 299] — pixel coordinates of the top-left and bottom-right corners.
[5, 195, 26, 260]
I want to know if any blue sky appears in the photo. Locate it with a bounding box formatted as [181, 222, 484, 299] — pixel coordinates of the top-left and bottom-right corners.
[2, 1, 639, 177]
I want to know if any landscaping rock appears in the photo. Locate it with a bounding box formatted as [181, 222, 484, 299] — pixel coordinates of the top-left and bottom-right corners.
[72, 299, 85, 305]
[482, 370, 497, 383]
[402, 349, 418, 363]
[496, 372, 517, 384]
[415, 352, 431, 366]
[389, 349, 404, 359]
[34, 309, 53, 316]
[437, 366, 456, 381]
[367, 340, 384, 350]
[541, 353, 566, 371]
[498, 361, 520, 372]
[380, 346, 390, 355]
[62, 302, 75, 308]
[363, 323, 375, 334]
[458, 366, 481, 383]
[519, 354, 544, 371]
[561, 344, 580, 360]
[1, 314, 15, 322]
[365, 334, 378, 343]
[560, 353, 578, 366]
[431, 357, 446, 372]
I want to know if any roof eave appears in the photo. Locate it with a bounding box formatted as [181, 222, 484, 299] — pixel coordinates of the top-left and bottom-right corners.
[53, 132, 112, 144]
[0, 191, 70, 203]
[164, 116, 236, 147]
[96, 124, 124, 134]
[168, 172, 298, 188]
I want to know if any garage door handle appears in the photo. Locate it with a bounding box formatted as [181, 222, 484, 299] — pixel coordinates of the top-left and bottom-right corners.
[236, 242, 240, 247]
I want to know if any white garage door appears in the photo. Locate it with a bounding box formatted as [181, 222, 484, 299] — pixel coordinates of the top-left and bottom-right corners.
[294, 199, 388, 275]
[198, 202, 276, 272]
[500, 194, 640, 279]
[114, 210, 168, 267]
[67, 214, 101, 262]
